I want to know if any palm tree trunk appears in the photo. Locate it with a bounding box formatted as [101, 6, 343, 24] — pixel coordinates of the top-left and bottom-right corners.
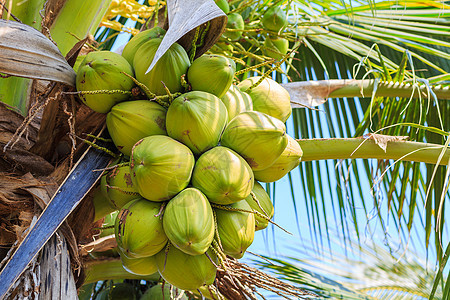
[39, 234, 77, 300]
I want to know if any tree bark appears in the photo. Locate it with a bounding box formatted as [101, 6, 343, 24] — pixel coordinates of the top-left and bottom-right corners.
[39, 233, 77, 300]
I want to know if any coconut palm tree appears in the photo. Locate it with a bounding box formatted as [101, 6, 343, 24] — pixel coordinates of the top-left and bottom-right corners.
[0, 0, 448, 299]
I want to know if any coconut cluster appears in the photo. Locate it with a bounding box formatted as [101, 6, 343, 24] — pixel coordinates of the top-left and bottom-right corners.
[76, 27, 302, 293]
[212, 1, 290, 61]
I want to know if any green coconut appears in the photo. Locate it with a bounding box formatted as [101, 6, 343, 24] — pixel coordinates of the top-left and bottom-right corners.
[192, 146, 254, 205]
[155, 246, 217, 291]
[244, 182, 274, 231]
[163, 188, 215, 256]
[122, 27, 166, 65]
[166, 91, 228, 156]
[134, 38, 190, 95]
[191, 285, 221, 300]
[223, 13, 244, 41]
[253, 134, 303, 182]
[130, 135, 195, 201]
[76, 51, 135, 113]
[72, 54, 86, 74]
[106, 100, 167, 156]
[100, 212, 118, 237]
[220, 111, 288, 171]
[262, 6, 287, 32]
[215, 200, 255, 259]
[90, 211, 119, 258]
[220, 84, 253, 122]
[99, 156, 123, 201]
[263, 35, 289, 60]
[95, 283, 136, 300]
[115, 198, 167, 258]
[141, 283, 187, 300]
[214, 0, 230, 13]
[187, 54, 236, 98]
[96, 156, 127, 219]
[238, 76, 291, 122]
[212, 41, 234, 54]
[100, 165, 140, 210]
[118, 247, 158, 276]
[92, 185, 116, 222]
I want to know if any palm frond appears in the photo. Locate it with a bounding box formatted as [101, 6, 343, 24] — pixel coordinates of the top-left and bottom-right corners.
[273, 0, 450, 262]
[254, 238, 444, 299]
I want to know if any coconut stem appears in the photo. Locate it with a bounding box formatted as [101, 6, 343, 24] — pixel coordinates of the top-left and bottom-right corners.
[235, 59, 275, 76]
[233, 43, 265, 63]
[120, 71, 157, 98]
[181, 74, 190, 91]
[212, 209, 223, 251]
[154, 202, 167, 219]
[95, 162, 130, 172]
[155, 93, 181, 106]
[84, 259, 159, 284]
[197, 22, 211, 50]
[69, 89, 132, 96]
[211, 203, 291, 235]
[153, 0, 161, 28]
[92, 225, 115, 231]
[120, 72, 175, 107]
[188, 22, 211, 63]
[72, 134, 118, 158]
[162, 242, 171, 272]
[246, 46, 296, 92]
[105, 184, 139, 196]
[205, 251, 220, 269]
[84, 133, 113, 143]
[298, 138, 450, 165]
[160, 81, 174, 103]
[250, 191, 269, 217]
[210, 241, 227, 271]
[189, 26, 201, 63]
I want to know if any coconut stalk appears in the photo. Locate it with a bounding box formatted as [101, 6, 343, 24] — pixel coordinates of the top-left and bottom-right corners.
[83, 259, 160, 284]
[282, 79, 450, 108]
[298, 136, 450, 165]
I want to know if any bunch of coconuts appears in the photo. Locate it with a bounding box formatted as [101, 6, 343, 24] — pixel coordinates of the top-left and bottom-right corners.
[213, 0, 290, 61]
[76, 26, 302, 293]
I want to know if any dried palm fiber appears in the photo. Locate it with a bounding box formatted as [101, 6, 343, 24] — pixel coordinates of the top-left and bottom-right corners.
[211, 257, 318, 300]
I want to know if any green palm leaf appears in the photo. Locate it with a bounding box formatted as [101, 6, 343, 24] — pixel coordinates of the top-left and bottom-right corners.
[214, 0, 450, 292]
[254, 238, 444, 299]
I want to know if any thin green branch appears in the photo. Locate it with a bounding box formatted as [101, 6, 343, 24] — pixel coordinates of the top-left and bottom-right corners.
[284, 79, 450, 109]
[298, 138, 450, 165]
[84, 258, 160, 284]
